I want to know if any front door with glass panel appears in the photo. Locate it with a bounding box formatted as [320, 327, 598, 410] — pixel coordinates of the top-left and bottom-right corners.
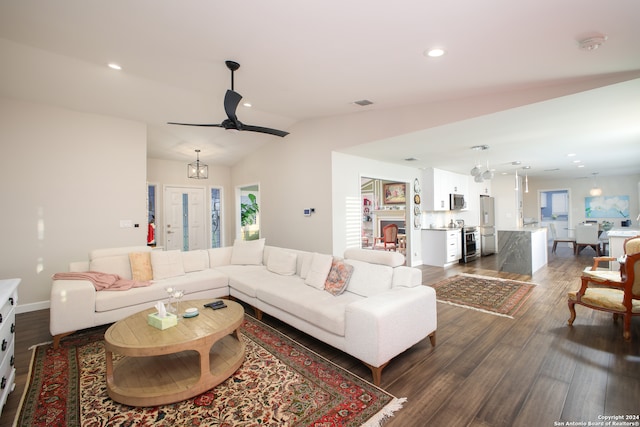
[164, 186, 206, 251]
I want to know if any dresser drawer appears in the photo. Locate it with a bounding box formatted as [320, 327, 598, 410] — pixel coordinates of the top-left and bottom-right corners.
[0, 290, 17, 328]
[0, 316, 15, 359]
[0, 340, 15, 409]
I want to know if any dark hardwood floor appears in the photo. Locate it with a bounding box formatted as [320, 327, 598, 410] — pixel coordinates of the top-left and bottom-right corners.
[2, 244, 638, 426]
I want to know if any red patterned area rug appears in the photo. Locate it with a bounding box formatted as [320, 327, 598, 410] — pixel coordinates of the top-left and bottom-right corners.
[15, 316, 404, 427]
[430, 273, 536, 319]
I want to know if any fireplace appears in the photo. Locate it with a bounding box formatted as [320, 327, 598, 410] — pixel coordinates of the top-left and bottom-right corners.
[380, 220, 406, 235]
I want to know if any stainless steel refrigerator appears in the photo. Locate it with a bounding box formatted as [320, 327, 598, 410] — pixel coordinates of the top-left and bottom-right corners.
[480, 196, 496, 255]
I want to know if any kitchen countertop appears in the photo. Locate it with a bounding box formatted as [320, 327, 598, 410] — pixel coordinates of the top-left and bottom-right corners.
[422, 227, 462, 231]
[497, 226, 547, 233]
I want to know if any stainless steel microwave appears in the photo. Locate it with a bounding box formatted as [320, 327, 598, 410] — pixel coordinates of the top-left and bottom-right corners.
[450, 193, 465, 210]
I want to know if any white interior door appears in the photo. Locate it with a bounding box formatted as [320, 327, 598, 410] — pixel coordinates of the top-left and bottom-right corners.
[164, 186, 206, 251]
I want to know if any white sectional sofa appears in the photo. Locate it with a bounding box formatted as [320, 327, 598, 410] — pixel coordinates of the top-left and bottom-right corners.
[50, 239, 437, 385]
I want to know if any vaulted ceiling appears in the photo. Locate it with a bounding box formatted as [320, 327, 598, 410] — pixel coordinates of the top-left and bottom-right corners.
[1, 1, 639, 179]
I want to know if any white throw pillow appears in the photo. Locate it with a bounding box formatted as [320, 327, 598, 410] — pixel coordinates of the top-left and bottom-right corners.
[266, 249, 298, 276]
[299, 253, 313, 279]
[150, 250, 186, 280]
[304, 253, 333, 289]
[89, 255, 132, 279]
[230, 238, 265, 265]
[182, 250, 209, 272]
[344, 259, 393, 297]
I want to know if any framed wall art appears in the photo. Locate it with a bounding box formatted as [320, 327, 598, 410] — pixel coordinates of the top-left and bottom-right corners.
[585, 195, 629, 218]
[383, 182, 406, 204]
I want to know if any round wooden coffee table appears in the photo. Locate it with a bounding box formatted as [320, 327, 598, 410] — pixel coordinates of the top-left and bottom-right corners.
[104, 299, 245, 407]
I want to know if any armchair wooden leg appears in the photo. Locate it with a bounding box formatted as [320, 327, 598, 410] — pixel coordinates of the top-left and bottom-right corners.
[623, 315, 631, 341]
[364, 361, 389, 387]
[429, 331, 436, 347]
[53, 331, 76, 349]
[567, 302, 577, 326]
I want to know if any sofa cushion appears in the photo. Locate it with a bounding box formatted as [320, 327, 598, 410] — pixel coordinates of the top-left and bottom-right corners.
[215, 265, 268, 298]
[344, 258, 393, 297]
[95, 269, 228, 313]
[230, 238, 265, 265]
[344, 248, 405, 267]
[257, 279, 362, 336]
[299, 252, 313, 279]
[150, 250, 185, 280]
[266, 248, 298, 276]
[90, 255, 132, 279]
[305, 253, 333, 289]
[182, 250, 209, 272]
[325, 259, 354, 296]
[129, 252, 153, 281]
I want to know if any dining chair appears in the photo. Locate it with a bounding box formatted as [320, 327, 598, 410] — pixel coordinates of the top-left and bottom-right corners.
[574, 223, 601, 256]
[548, 223, 576, 254]
[568, 235, 640, 341]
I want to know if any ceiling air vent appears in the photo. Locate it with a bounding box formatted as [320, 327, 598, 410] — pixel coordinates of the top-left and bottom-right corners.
[353, 99, 373, 106]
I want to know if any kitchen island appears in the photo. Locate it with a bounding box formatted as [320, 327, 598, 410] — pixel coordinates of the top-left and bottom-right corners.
[497, 227, 548, 276]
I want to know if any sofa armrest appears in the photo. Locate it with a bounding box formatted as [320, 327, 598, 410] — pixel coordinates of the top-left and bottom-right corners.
[344, 286, 437, 367]
[50, 279, 97, 336]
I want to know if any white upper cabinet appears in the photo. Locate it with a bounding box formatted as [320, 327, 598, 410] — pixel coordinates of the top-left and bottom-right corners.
[422, 168, 469, 211]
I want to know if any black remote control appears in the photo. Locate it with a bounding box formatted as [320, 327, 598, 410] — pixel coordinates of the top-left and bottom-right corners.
[204, 300, 226, 309]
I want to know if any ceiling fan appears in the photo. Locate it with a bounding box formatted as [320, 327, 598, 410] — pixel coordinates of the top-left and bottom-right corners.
[168, 60, 289, 137]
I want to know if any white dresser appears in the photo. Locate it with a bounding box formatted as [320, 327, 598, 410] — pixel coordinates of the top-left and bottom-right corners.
[0, 278, 19, 416]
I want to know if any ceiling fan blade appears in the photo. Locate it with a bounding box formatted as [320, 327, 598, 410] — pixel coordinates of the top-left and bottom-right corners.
[167, 122, 223, 127]
[242, 124, 289, 137]
[224, 89, 242, 126]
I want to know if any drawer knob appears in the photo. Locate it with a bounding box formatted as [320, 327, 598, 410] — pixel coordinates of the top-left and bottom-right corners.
[1, 377, 6, 390]
[1, 339, 6, 351]
[9, 297, 14, 306]
[10, 355, 14, 366]
[11, 323, 15, 333]
[0, 313, 2, 324]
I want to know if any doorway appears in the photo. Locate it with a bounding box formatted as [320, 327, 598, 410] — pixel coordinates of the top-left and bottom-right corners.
[539, 189, 572, 241]
[164, 186, 206, 251]
[360, 177, 408, 255]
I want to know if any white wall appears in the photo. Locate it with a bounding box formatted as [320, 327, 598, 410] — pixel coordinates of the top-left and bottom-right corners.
[146, 158, 233, 248]
[0, 97, 147, 310]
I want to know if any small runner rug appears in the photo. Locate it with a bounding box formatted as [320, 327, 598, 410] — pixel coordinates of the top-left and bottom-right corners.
[15, 316, 404, 427]
[430, 273, 536, 318]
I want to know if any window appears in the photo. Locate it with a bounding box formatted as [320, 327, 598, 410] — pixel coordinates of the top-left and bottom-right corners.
[211, 187, 222, 248]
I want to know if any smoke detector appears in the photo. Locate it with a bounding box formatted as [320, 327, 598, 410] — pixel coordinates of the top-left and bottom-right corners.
[578, 34, 608, 51]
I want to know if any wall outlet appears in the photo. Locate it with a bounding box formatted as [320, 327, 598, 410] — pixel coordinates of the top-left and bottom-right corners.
[120, 219, 133, 228]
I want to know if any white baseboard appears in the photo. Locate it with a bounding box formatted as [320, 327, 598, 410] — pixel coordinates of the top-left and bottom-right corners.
[16, 300, 50, 314]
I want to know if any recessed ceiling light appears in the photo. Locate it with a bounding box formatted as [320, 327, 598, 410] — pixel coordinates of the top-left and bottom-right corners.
[471, 145, 489, 151]
[108, 63, 122, 70]
[243, 102, 252, 108]
[404, 157, 419, 162]
[567, 153, 576, 157]
[425, 48, 446, 58]
[511, 161, 521, 165]
[573, 159, 582, 163]
[578, 164, 585, 168]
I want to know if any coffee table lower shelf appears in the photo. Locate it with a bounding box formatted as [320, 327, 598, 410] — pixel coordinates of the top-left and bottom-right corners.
[106, 333, 245, 407]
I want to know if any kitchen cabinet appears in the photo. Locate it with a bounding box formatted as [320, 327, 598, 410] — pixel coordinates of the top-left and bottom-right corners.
[422, 229, 461, 267]
[422, 168, 468, 211]
[0, 278, 19, 417]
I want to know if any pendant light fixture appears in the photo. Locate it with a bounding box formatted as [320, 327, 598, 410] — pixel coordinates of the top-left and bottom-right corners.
[469, 145, 492, 181]
[589, 172, 602, 196]
[188, 149, 208, 179]
[515, 169, 519, 191]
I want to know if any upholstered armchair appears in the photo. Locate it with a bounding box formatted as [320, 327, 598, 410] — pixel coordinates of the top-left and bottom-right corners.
[568, 235, 640, 341]
[373, 224, 398, 251]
